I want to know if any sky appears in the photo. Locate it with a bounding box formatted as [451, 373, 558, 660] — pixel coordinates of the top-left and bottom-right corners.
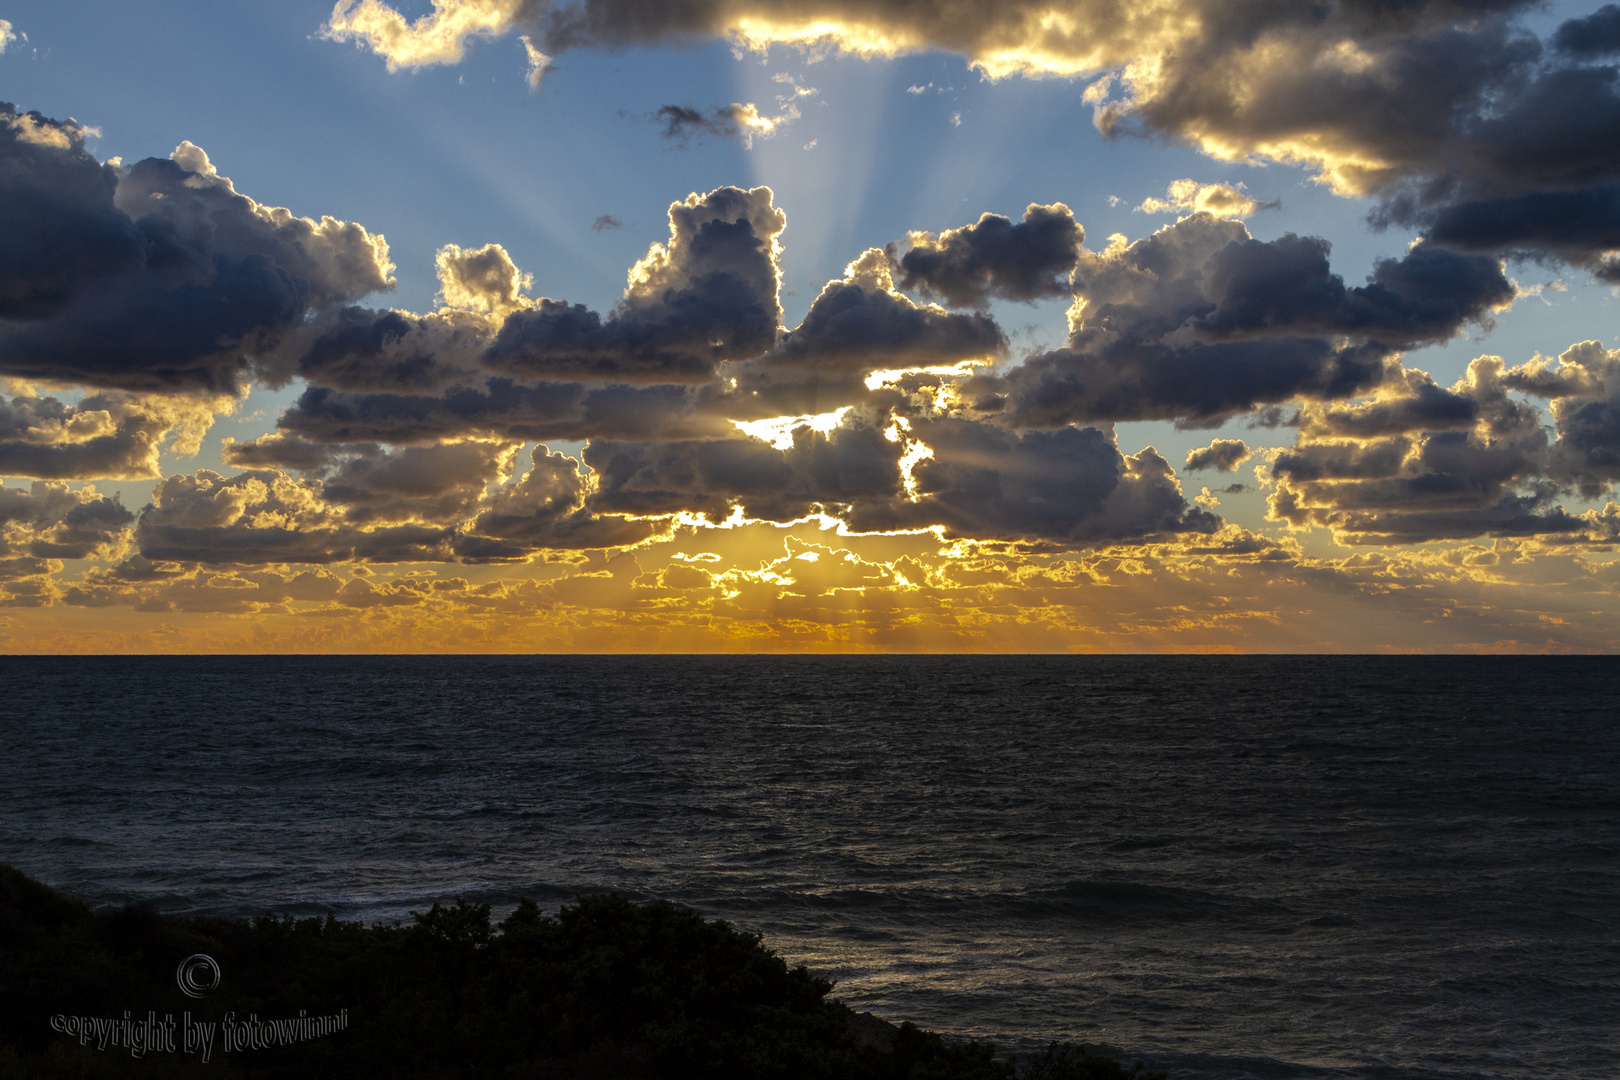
[2, 0, 1620, 652]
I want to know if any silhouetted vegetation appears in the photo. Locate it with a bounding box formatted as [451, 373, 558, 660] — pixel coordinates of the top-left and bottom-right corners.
[0, 865, 1165, 1080]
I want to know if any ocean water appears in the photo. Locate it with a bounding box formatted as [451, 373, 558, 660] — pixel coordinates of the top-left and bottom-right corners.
[2, 655, 1616, 1079]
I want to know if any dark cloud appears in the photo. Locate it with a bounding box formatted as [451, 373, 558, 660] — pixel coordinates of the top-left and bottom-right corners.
[1415, 186, 1620, 281]
[751, 250, 1003, 375]
[0, 479, 132, 560]
[0, 391, 222, 480]
[0, 108, 142, 321]
[281, 306, 490, 393]
[1185, 438, 1251, 472]
[592, 214, 623, 231]
[848, 421, 1219, 543]
[1187, 237, 1514, 346]
[223, 431, 349, 472]
[1554, 5, 1620, 57]
[131, 452, 663, 567]
[581, 410, 1218, 547]
[1266, 350, 1620, 545]
[276, 378, 733, 445]
[133, 469, 456, 565]
[987, 215, 1509, 428]
[657, 104, 718, 140]
[655, 103, 782, 145]
[0, 107, 393, 393]
[327, 1, 1620, 277]
[1300, 367, 1481, 439]
[888, 203, 1083, 308]
[1364, 52, 1620, 278]
[1506, 340, 1620, 495]
[317, 440, 518, 525]
[484, 186, 785, 383]
[585, 415, 903, 523]
[461, 448, 658, 559]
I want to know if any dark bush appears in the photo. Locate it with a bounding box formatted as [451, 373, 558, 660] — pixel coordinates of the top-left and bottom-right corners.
[0, 866, 1164, 1080]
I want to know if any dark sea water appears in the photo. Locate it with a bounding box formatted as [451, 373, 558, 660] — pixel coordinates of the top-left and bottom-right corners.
[2, 656, 1616, 1079]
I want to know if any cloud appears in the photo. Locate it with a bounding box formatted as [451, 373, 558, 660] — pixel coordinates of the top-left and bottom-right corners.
[133, 468, 458, 565]
[132, 446, 660, 566]
[0, 21, 16, 53]
[0, 107, 394, 393]
[592, 214, 622, 231]
[1185, 438, 1251, 472]
[733, 249, 1005, 418]
[322, 0, 536, 71]
[1506, 340, 1620, 496]
[1553, 4, 1620, 57]
[273, 378, 727, 446]
[520, 32, 552, 86]
[316, 3, 1540, 194]
[318, 3, 1620, 284]
[1407, 184, 1620, 283]
[272, 305, 498, 394]
[848, 422, 1219, 543]
[1265, 347, 1620, 545]
[984, 214, 1512, 428]
[461, 447, 659, 559]
[1136, 179, 1275, 219]
[887, 203, 1083, 308]
[585, 413, 904, 523]
[485, 186, 785, 383]
[657, 102, 797, 147]
[0, 479, 133, 565]
[761, 249, 1003, 373]
[435, 242, 533, 315]
[0, 390, 232, 480]
[314, 439, 521, 525]
[263, 184, 784, 421]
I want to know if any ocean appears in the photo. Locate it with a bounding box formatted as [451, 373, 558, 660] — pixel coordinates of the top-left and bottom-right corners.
[2, 655, 1615, 1079]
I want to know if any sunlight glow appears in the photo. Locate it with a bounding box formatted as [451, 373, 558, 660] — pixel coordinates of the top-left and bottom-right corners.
[884, 416, 934, 501]
[732, 406, 853, 450]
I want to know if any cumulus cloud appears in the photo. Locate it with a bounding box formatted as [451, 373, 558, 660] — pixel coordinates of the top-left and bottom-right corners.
[586, 413, 904, 523]
[0, 107, 394, 393]
[1266, 345, 1620, 545]
[985, 214, 1514, 428]
[849, 422, 1218, 543]
[1554, 4, 1620, 57]
[461, 448, 658, 559]
[1136, 179, 1275, 219]
[435, 242, 534, 315]
[133, 469, 459, 565]
[0, 21, 17, 53]
[485, 186, 785, 384]
[733, 248, 1005, 418]
[1186, 438, 1251, 472]
[762, 249, 1002, 372]
[887, 203, 1083, 308]
[267, 305, 498, 395]
[274, 378, 731, 446]
[322, 0, 536, 71]
[256, 185, 786, 446]
[131, 446, 662, 566]
[0, 390, 231, 480]
[1505, 340, 1620, 495]
[12, 68, 1592, 566]
[315, 2, 1539, 195]
[319, 3, 1620, 282]
[0, 480, 133, 567]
